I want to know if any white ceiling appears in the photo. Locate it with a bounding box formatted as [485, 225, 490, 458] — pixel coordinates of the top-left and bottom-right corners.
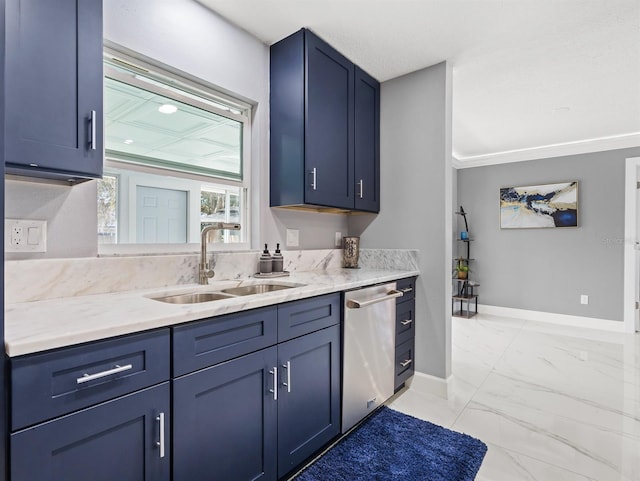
[198, 0, 640, 166]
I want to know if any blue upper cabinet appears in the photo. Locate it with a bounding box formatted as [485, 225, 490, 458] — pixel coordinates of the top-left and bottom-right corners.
[4, 0, 103, 183]
[270, 28, 380, 213]
[354, 67, 380, 213]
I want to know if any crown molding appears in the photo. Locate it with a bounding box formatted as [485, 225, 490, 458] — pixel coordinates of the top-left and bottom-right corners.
[453, 132, 640, 169]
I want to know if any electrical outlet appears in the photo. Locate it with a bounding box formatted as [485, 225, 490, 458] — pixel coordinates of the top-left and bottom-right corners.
[335, 232, 342, 248]
[6, 219, 47, 253]
[580, 294, 589, 305]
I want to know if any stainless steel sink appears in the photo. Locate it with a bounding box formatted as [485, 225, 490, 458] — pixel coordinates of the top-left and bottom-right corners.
[152, 292, 235, 304]
[221, 284, 294, 296]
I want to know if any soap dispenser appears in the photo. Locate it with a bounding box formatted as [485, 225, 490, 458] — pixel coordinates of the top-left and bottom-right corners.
[272, 243, 284, 273]
[259, 244, 273, 274]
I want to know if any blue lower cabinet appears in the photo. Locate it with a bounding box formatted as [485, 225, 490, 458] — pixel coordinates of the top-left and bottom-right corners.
[10, 382, 170, 481]
[277, 325, 341, 479]
[173, 347, 278, 481]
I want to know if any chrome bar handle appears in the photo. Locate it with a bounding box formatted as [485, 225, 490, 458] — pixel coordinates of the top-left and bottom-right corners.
[269, 367, 278, 401]
[400, 359, 413, 368]
[400, 319, 413, 326]
[311, 168, 317, 190]
[400, 287, 413, 294]
[76, 364, 133, 384]
[156, 412, 165, 458]
[358, 179, 363, 199]
[88, 110, 97, 150]
[282, 361, 291, 393]
[346, 289, 403, 309]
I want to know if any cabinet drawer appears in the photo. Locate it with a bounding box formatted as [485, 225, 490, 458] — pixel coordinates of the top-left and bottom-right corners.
[395, 338, 415, 390]
[173, 306, 278, 377]
[277, 293, 341, 342]
[396, 299, 415, 346]
[396, 277, 416, 302]
[11, 329, 170, 431]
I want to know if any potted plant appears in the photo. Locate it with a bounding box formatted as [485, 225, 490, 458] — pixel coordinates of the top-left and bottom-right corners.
[455, 258, 469, 279]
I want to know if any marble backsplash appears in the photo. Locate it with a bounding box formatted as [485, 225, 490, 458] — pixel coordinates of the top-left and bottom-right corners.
[5, 249, 418, 303]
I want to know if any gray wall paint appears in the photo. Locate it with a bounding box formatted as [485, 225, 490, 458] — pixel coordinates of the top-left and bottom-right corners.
[4, 0, 346, 259]
[350, 62, 453, 379]
[457, 147, 640, 321]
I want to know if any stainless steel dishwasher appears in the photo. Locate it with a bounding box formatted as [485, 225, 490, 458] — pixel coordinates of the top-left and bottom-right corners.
[342, 282, 403, 433]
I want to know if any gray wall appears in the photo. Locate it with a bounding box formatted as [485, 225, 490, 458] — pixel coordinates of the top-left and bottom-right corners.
[457, 146, 640, 322]
[350, 62, 453, 379]
[5, 0, 347, 259]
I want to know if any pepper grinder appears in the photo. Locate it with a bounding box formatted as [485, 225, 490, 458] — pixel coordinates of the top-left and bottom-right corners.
[259, 244, 273, 274]
[272, 243, 284, 273]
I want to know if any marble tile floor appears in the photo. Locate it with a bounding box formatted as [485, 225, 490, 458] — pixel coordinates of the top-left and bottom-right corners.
[388, 314, 640, 481]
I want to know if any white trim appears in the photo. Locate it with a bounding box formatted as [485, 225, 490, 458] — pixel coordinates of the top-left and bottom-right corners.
[477, 304, 626, 333]
[623, 157, 640, 333]
[406, 371, 452, 400]
[454, 132, 640, 169]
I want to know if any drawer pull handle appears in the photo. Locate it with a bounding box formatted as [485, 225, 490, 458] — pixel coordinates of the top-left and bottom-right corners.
[282, 361, 291, 393]
[156, 412, 165, 458]
[400, 319, 413, 326]
[400, 287, 413, 293]
[76, 364, 133, 384]
[400, 359, 413, 368]
[269, 367, 278, 401]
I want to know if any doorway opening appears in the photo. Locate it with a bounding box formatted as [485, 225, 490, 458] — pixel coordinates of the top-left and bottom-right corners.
[623, 156, 640, 332]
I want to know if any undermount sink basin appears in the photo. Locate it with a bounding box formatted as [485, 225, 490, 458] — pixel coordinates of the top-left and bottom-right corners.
[152, 292, 234, 304]
[221, 284, 294, 296]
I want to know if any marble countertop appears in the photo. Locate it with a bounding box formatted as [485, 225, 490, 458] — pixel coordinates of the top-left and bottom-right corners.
[5, 268, 419, 357]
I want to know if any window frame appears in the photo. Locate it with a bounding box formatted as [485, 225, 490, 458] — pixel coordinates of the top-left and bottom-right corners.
[98, 44, 253, 256]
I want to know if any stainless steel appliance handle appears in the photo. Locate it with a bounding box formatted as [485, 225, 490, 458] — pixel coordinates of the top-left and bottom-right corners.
[400, 359, 413, 367]
[76, 363, 133, 384]
[282, 361, 291, 393]
[89, 110, 97, 150]
[269, 367, 278, 400]
[156, 412, 165, 458]
[346, 289, 403, 309]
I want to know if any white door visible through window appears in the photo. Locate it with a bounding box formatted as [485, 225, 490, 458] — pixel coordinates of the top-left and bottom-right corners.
[136, 186, 188, 243]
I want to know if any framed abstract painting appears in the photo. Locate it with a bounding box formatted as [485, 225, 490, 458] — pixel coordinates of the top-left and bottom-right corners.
[500, 182, 578, 229]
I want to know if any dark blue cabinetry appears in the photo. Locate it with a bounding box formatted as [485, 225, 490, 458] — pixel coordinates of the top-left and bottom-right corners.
[270, 28, 379, 212]
[172, 294, 342, 481]
[395, 277, 417, 390]
[4, 0, 103, 182]
[11, 383, 170, 481]
[277, 325, 341, 479]
[173, 348, 278, 481]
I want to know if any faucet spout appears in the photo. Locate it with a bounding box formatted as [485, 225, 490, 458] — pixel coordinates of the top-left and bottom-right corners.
[199, 222, 241, 284]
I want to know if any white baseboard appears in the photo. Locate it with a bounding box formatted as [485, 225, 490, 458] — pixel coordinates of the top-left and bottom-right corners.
[477, 304, 626, 333]
[407, 371, 452, 399]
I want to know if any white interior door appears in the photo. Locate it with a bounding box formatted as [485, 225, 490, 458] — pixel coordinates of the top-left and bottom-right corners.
[136, 185, 188, 243]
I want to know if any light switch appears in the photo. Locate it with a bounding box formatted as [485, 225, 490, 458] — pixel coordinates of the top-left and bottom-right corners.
[27, 227, 40, 245]
[286, 228, 299, 247]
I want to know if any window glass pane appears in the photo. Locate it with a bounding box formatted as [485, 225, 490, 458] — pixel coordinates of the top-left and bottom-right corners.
[104, 76, 243, 180]
[97, 175, 118, 244]
[201, 186, 244, 244]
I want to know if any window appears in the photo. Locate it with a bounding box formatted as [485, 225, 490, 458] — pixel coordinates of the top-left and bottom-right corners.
[98, 47, 251, 252]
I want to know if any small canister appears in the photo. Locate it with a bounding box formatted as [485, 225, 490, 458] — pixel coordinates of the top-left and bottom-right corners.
[272, 243, 284, 273]
[259, 244, 272, 274]
[342, 236, 360, 268]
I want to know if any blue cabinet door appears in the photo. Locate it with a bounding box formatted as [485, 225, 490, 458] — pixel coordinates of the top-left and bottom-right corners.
[305, 31, 354, 209]
[277, 326, 341, 478]
[354, 66, 380, 213]
[10, 383, 170, 481]
[173, 347, 278, 481]
[4, 0, 103, 181]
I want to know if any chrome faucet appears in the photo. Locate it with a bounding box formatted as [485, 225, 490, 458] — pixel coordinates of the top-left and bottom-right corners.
[199, 222, 241, 284]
